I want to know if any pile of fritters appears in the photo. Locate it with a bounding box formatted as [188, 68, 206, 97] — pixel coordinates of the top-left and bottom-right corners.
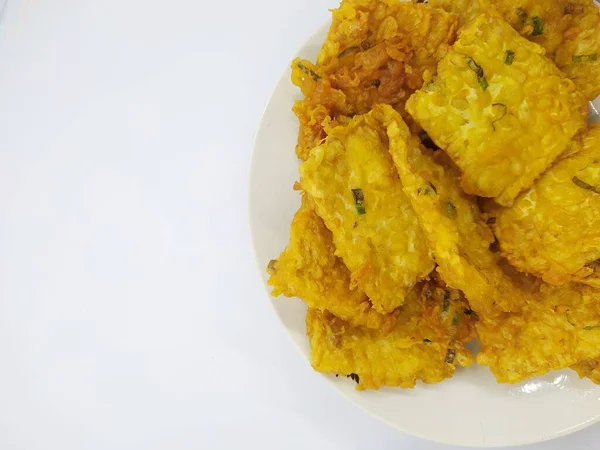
[267, 0, 600, 390]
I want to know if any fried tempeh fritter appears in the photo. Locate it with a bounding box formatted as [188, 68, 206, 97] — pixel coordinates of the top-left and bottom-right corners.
[382, 104, 527, 319]
[307, 288, 475, 390]
[300, 106, 435, 314]
[267, 195, 398, 331]
[292, 0, 459, 160]
[477, 283, 600, 383]
[494, 124, 600, 287]
[406, 13, 587, 206]
[427, 0, 600, 101]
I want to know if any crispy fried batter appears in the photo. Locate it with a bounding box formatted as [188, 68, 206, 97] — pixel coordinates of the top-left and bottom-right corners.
[267, 195, 398, 331]
[406, 13, 587, 206]
[307, 301, 474, 390]
[386, 275, 478, 346]
[427, 0, 600, 100]
[494, 125, 600, 286]
[477, 283, 600, 383]
[382, 104, 527, 319]
[420, 272, 478, 344]
[572, 358, 600, 384]
[425, 0, 482, 24]
[291, 61, 350, 161]
[300, 106, 435, 314]
[292, 0, 459, 160]
[267, 0, 600, 391]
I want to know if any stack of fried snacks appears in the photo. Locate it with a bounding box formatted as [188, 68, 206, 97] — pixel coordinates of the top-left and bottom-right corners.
[268, 0, 600, 390]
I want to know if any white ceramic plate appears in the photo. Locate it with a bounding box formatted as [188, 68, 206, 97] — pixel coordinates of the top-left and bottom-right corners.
[249, 15, 600, 448]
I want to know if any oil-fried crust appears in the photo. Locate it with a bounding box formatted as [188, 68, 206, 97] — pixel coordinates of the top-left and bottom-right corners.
[306, 307, 473, 391]
[477, 283, 600, 383]
[406, 13, 587, 206]
[572, 358, 600, 384]
[268, 194, 477, 338]
[374, 275, 478, 346]
[494, 125, 600, 286]
[419, 272, 478, 344]
[427, 0, 600, 100]
[267, 195, 398, 332]
[291, 0, 459, 160]
[300, 106, 435, 314]
[269, 0, 600, 390]
[383, 104, 527, 319]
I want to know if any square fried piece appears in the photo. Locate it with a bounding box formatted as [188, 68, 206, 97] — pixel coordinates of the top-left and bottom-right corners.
[383, 104, 527, 319]
[300, 106, 435, 314]
[307, 299, 474, 390]
[494, 124, 600, 287]
[406, 13, 587, 206]
[477, 283, 600, 383]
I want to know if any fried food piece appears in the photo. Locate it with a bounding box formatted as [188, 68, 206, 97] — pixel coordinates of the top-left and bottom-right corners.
[291, 0, 459, 160]
[300, 106, 435, 314]
[494, 125, 600, 286]
[406, 13, 587, 206]
[425, 0, 481, 23]
[307, 304, 474, 390]
[549, 2, 600, 101]
[315, 0, 459, 104]
[387, 275, 478, 346]
[267, 193, 475, 336]
[572, 358, 600, 384]
[427, 0, 600, 100]
[383, 104, 527, 319]
[477, 283, 600, 383]
[267, 195, 397, 331]
[291, 61, 349, 161]
[492, 0, 600, 102]
[419, 272, 478, 344]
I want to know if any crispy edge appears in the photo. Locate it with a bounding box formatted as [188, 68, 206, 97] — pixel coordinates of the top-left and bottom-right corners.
[306, 307, 473, 391]
[477, 283, 600, 383]
[267, 194, 398, 332]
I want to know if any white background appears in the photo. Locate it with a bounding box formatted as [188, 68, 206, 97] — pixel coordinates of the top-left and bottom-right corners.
[0, 0, 597, 449]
